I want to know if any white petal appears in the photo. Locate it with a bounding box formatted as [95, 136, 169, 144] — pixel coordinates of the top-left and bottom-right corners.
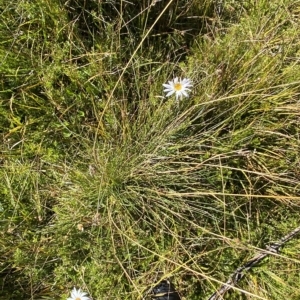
[166, 90, 175, 97]
[181, 90, 188, 97]
[69, 288, 89, 300]
[182, 78, 192, 86]
[183, 83, 192, 88]
[175, 93, 181, 100]
[71, 290, 77, 298]
[163, 83, 172, 89]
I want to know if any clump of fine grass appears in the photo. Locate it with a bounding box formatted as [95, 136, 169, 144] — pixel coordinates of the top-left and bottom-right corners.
[1, 0, 300, 299]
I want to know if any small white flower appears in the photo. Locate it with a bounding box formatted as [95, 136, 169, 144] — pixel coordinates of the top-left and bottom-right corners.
[163, 77, 193, 100]
[67, 287, 90, 300]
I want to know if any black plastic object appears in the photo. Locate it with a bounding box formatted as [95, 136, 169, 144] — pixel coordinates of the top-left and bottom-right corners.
[150, 280, 181, 300]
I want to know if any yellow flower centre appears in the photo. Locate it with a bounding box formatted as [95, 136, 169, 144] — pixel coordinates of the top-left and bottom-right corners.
[174, 83, 183, 91]
[75, 298, 81, 300]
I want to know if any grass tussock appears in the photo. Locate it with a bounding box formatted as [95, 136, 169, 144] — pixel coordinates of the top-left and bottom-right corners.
[1, 0, 300, 299]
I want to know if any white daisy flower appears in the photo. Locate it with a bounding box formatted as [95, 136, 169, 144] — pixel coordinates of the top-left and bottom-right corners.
[67, 287, 90, 300]
[163, 77, 193, 100]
